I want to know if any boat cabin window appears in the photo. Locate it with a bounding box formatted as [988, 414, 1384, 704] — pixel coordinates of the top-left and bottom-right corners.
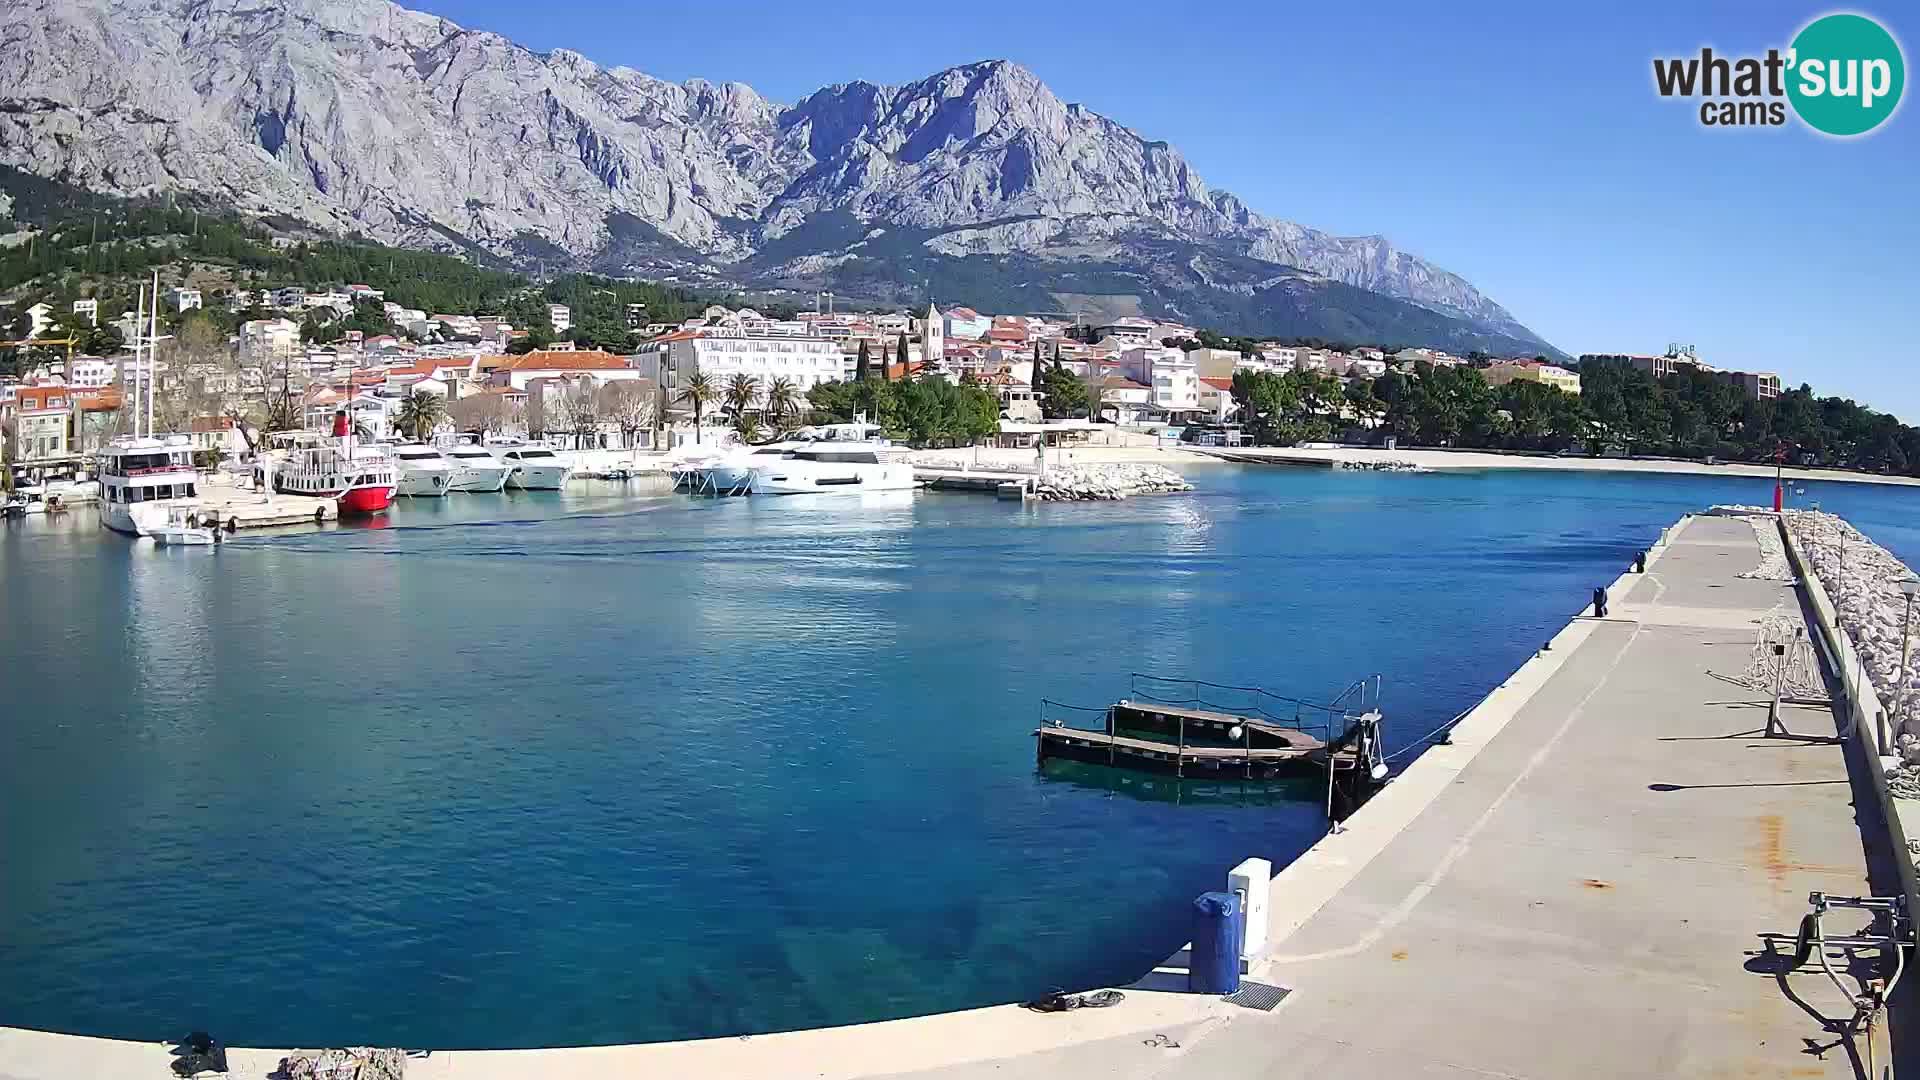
[515, 450, 555, 459]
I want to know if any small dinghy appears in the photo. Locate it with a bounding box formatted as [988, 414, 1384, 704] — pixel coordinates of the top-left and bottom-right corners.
[152, 504, 220, 547]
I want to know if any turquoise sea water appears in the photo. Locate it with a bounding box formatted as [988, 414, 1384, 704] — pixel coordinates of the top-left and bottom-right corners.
[2, 464, 1916, 1049]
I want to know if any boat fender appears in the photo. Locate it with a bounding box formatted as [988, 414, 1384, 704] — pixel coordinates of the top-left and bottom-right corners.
[314, 507, 325, 525]
[227, 516, 239, 534]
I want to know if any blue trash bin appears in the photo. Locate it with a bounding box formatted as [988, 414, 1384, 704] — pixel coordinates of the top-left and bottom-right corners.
[1189, 890, 1244, 994]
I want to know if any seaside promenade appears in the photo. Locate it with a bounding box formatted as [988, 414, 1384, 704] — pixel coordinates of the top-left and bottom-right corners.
[0, 514, 1906, 1079]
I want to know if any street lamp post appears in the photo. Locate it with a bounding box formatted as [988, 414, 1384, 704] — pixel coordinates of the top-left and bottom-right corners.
[1898, 578, 1920, 734]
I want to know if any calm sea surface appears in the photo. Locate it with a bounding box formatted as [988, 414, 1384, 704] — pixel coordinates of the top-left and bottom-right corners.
[2, 464, 1916, 1048]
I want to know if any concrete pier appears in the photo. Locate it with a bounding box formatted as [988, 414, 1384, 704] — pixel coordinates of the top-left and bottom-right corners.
[1184, 512, 1909, 1078]
[186, 483, 336, 529]
[1, 515, 1907, 1078]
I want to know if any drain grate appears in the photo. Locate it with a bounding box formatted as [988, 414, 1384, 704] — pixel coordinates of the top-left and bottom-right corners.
[1222, 981, 1291, 1012]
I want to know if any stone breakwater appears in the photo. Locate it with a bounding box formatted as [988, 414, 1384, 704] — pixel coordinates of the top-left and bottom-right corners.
[1032, 463, 1194, 501]
[1776, 509, 1920, 751]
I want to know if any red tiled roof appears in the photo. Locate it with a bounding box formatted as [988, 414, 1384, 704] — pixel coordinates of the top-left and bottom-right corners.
[1200, 377, 1235, 390]
[14, 387, 70, 410]
[75, 387, 123, 411]
[491, 350, 631, 371]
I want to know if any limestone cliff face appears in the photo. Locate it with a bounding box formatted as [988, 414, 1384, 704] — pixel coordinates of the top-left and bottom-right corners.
[0, 0, 1548, 347]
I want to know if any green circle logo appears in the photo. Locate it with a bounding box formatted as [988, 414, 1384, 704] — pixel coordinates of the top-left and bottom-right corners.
[1788, 13, 1905, 136]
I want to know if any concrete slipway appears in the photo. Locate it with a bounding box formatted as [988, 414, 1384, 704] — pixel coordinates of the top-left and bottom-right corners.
[1, 514, 1910, 1078]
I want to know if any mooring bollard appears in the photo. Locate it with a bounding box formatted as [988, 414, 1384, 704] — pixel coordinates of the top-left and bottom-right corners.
[1592, 587, 1608, 619]
[1189, 891, 1245, 995]
[1634, 551, 1647, 574]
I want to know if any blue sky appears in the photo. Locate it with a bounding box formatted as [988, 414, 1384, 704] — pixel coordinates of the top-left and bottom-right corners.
[415, 0, 1919, 420]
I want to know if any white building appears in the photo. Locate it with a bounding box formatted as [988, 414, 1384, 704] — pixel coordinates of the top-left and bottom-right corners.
[1197, 377, 1239, 423]
[226, 289, 258, 312]
[1185, 347, 1242, 380]
[942, 306, 992, 340]
[271, 287, 306, 310]
[25, 302, 54, 338]
[635, 329, 845, 409]
[304, 291, 352, 314]
[1120, 346, 1200, 418]
[240, 317, 302, 364]
[68, 358, 116, 388]
[1089, 375, 1153, 424]
[1093, 318, 1156, 345]
[168, 287, 203, 313]
[548, 304, 572, 334]
[71, 298, 98, 326]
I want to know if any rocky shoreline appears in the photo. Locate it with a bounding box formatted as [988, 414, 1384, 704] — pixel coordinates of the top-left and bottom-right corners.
[1030, 463, 1195, 501]
[1772, 509, 1920, 754]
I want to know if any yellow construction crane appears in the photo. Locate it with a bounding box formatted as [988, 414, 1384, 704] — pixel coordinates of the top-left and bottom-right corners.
[0, 337, 77, 362]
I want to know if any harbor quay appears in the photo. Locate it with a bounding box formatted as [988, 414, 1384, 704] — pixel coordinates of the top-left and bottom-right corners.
[4, 509, 1912, 1077]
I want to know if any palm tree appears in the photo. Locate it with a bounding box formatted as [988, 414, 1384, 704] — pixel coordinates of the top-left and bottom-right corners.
[677, 369, 717, 445]
[731, 412, 763, 444]
[723, 373, 760, 425]
[395, 388, 446, 441]
[763, 376, 798, 433]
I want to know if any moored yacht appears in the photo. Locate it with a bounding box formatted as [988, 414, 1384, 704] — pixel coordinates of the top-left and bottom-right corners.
[391, 444, 454, 497]
[498, 445, 574, 490]
[746, 429, 917, 495]
[97, 435, 201, 536]
[442, 444, 513, 492]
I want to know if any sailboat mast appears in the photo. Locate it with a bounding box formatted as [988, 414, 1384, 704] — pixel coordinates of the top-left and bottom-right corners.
[131, 285, 146, 438]
[147, 270, 159, 437]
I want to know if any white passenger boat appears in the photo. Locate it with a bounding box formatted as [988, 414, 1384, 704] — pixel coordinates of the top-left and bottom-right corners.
[498, 445, 574, 490]
[441, 444, 513, 493]
[97, 435, 202, 536]
[391, 444, 454, 497]
[265, 424, 398, 516]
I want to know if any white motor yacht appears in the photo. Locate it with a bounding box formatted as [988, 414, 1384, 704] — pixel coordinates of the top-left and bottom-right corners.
[498, 446, 574, 490]
[442, 445, 513, 493]
[391, 444, 454, 497]
[747, 434, 917, 495]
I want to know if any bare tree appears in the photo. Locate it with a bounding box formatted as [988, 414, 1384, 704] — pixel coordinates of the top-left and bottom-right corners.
[1, 416, 16, 495]
[597, 380, 656, 454]
[560, 377, 602, 449]
[450, 393, 513, 436]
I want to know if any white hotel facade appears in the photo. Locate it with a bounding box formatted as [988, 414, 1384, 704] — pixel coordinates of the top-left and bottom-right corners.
[634, 329, 845, 405]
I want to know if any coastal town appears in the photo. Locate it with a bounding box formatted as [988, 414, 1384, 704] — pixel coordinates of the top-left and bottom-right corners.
[1, 267, 1821, 499]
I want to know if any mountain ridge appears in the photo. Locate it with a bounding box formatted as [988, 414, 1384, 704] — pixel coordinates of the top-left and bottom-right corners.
[0, 0, 1558, 355]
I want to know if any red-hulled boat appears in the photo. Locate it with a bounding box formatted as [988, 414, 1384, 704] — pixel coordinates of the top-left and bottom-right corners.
[268, 411, 398, 516]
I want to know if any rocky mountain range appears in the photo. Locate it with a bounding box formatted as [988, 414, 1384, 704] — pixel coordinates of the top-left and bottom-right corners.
[1, 0, 1558, 355]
